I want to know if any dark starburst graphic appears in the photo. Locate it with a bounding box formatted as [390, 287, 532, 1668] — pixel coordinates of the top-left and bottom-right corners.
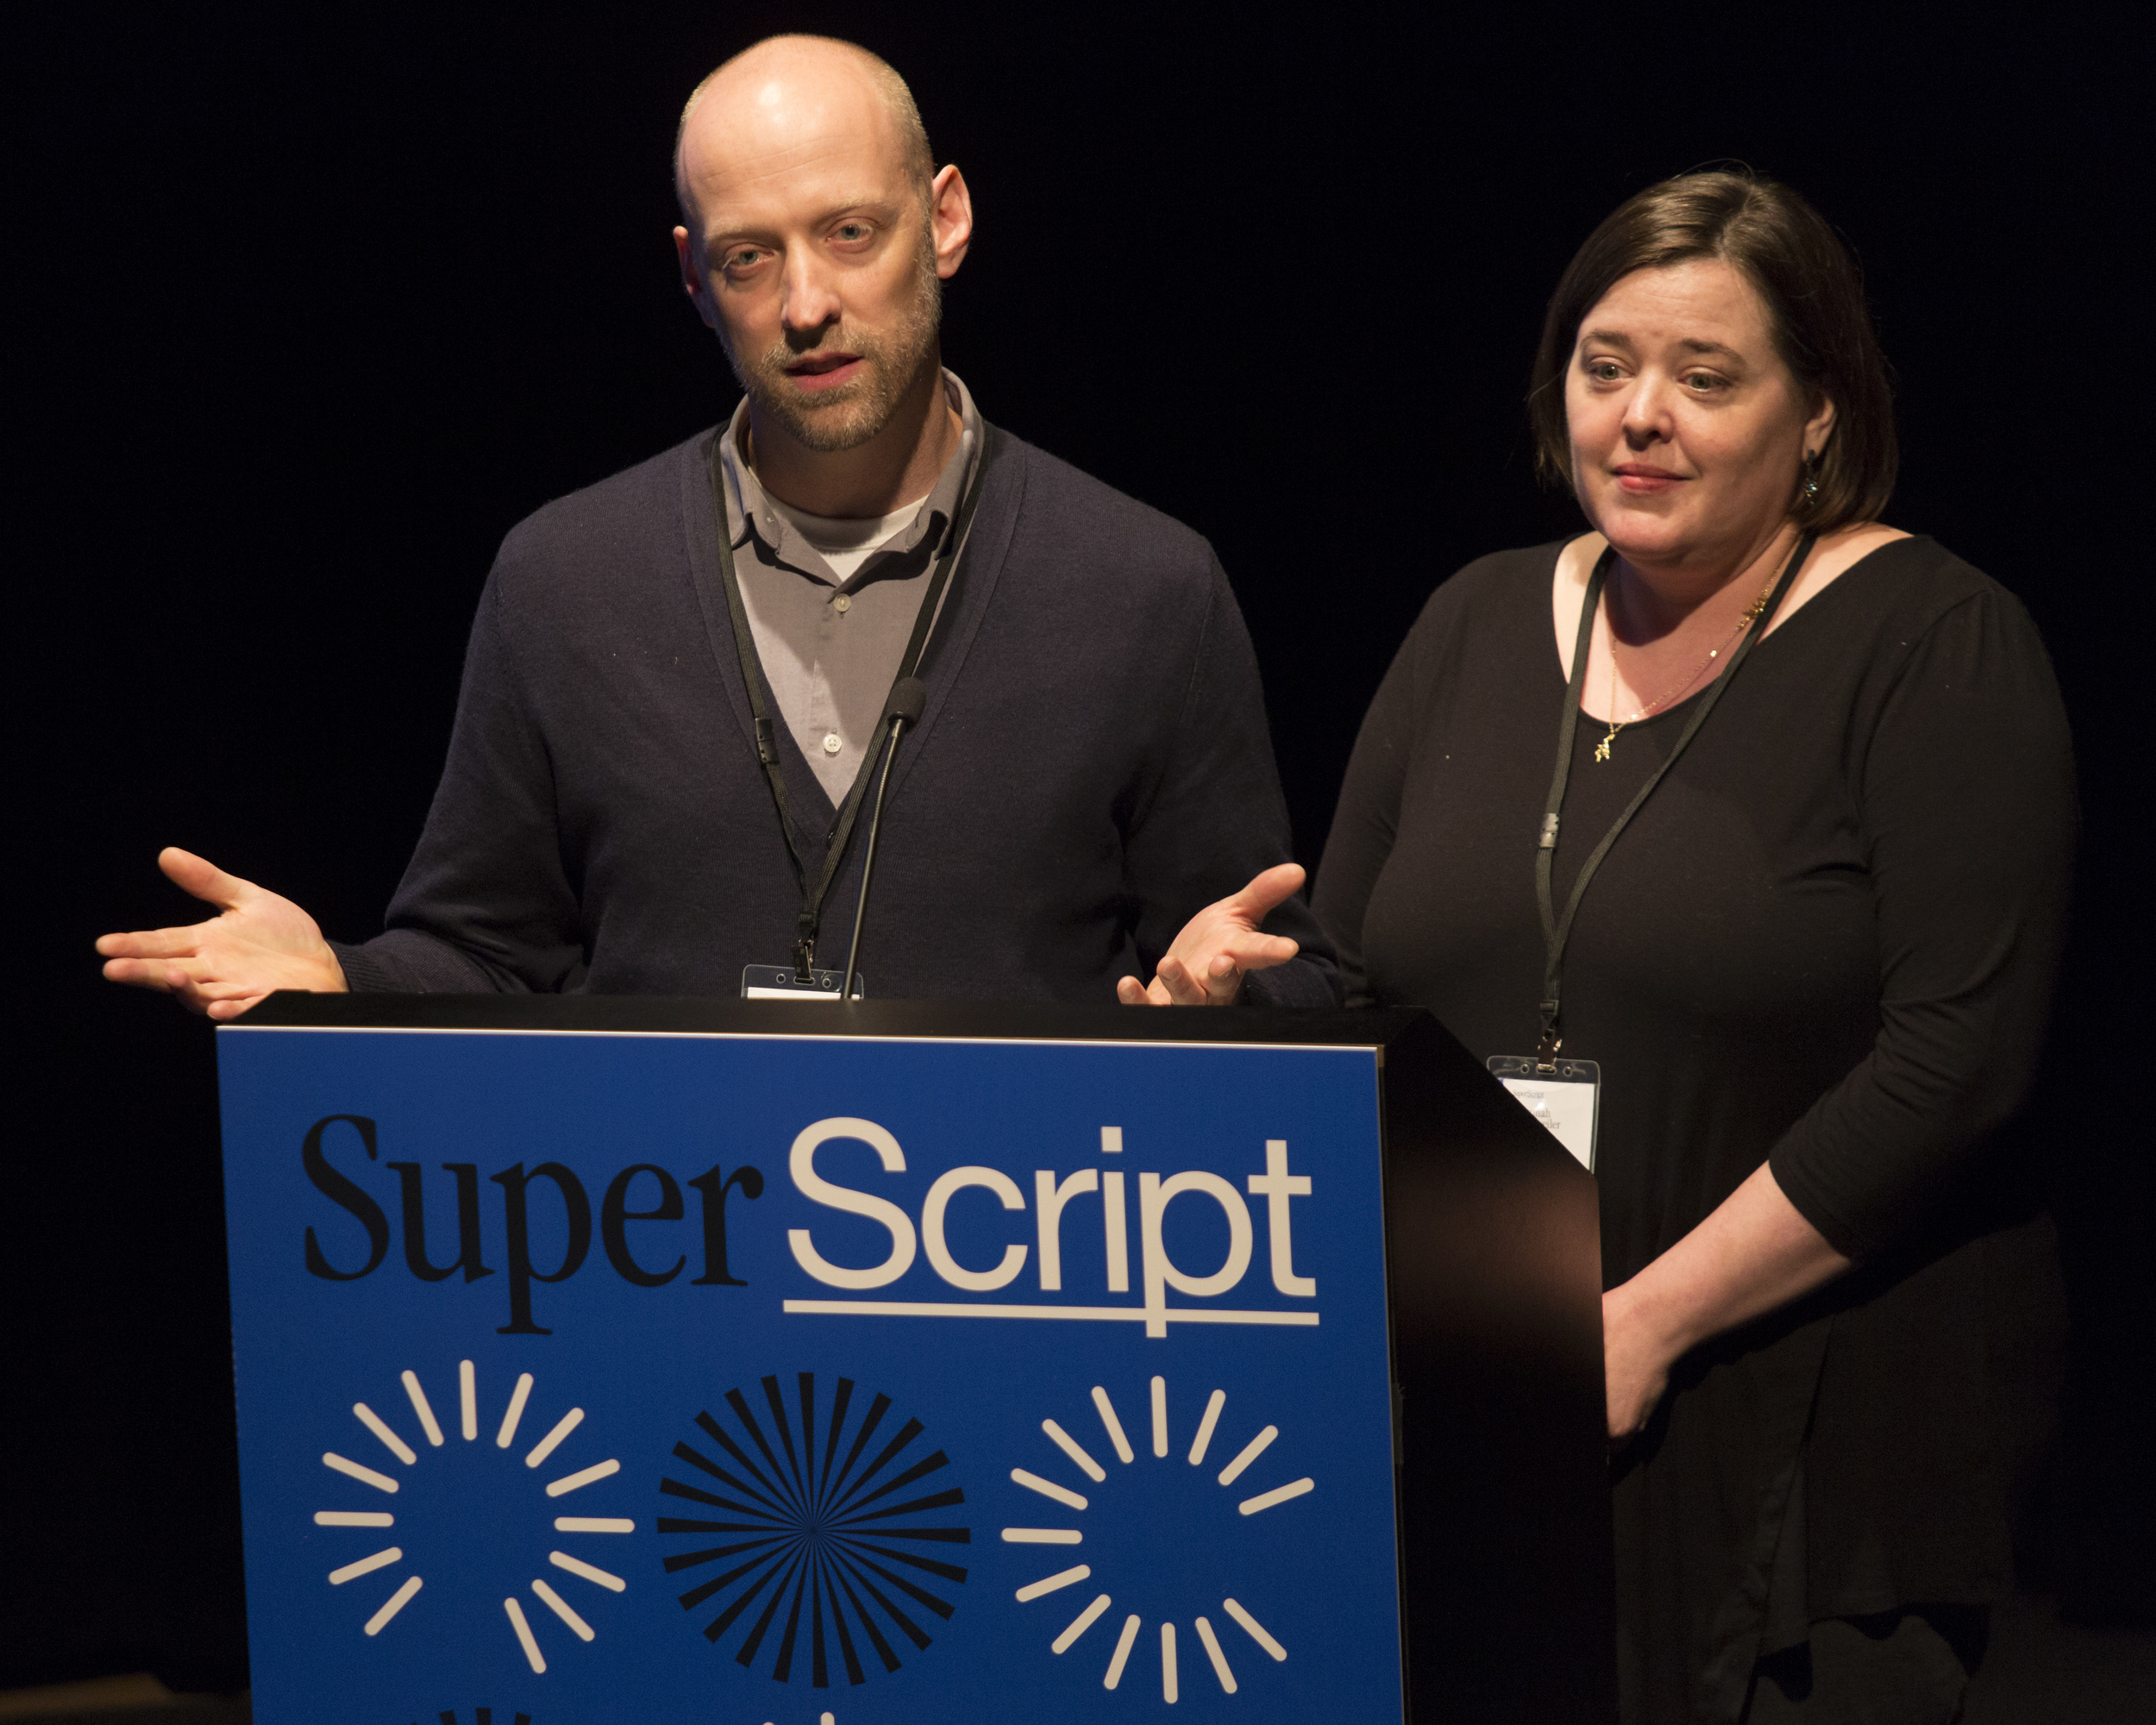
[659, 1372, 969, 1687]
[409, 1711, 531, 1723]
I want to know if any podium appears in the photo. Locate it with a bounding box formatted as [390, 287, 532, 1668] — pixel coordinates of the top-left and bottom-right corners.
[216, 996, 1613, 1723]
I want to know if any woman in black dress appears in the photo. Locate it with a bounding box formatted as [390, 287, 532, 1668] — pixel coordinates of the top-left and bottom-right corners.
[1313, 172, 2073, 1722]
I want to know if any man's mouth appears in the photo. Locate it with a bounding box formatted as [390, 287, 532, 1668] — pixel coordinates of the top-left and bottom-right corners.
[784, 352, 865, 392]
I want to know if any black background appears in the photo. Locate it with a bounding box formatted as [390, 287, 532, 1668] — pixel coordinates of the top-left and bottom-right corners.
[9, 1, 2149, 1692]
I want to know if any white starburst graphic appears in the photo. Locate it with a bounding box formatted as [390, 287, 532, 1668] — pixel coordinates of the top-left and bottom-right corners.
[311, 1359, 634, 1673]
[1004, 1376, 1307, 1702]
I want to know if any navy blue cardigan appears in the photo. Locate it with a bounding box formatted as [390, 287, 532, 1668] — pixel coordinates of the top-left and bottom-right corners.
[331, 423, 1338, 1005]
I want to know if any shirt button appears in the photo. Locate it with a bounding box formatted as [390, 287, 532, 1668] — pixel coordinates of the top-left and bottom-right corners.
[832, 593, 852, 613]
[822, 733, 843, 755]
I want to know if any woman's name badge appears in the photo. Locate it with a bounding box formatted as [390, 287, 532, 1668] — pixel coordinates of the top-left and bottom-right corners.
[1485, 1056, 1601, 1173]
[741, 964, 865, 1000]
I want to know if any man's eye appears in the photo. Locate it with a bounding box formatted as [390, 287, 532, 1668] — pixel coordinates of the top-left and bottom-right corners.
[835, 223, 869, 242]
[726, 248, 766, 270]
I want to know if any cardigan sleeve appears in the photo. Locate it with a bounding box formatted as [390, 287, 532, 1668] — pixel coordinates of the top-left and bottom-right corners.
[329, 571, 588, 994]
[1120, 557, 1341, 1008]
[1768, 585, 2077, 1260]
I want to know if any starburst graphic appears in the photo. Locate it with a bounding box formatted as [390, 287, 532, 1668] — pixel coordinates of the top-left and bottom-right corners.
[1006, 1376, 1307, 1702]
[657, 1372, 969, 1688]
[312, 1360, 633, 1674]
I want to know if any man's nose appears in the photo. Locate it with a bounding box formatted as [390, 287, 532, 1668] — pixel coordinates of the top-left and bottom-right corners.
[780, 252, 843, 341]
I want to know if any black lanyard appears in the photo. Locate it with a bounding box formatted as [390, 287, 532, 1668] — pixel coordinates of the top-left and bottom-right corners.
[1533, 530, 1815, 1063]
[707, 430, 993, 979]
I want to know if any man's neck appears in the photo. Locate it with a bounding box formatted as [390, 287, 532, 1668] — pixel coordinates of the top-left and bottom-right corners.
[747, 358, 960, 519]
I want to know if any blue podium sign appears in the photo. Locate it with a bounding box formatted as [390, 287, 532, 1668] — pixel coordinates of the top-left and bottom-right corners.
[217, 1012, 1407, 1724]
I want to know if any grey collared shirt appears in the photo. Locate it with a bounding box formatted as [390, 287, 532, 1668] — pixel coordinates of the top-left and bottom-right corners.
[718, 371, 982, 805]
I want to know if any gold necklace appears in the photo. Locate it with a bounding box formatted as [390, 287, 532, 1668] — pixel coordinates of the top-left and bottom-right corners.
[1594, 571, 1780, 763]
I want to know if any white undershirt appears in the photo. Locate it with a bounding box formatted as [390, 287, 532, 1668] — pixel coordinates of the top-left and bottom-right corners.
[762, 494, 920, 583]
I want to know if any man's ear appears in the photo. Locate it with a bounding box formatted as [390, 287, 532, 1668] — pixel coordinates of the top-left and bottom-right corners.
[930, 165, 973, 280]
[674, 226, 719, 330]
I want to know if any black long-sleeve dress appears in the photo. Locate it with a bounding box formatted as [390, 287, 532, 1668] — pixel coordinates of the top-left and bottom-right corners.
[1313, 536, 2074, 1722]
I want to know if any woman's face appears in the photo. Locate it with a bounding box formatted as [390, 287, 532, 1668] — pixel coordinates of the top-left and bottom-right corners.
[1565, 258, 1834, 571]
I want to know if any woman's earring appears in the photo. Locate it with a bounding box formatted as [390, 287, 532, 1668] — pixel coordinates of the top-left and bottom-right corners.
[1801, 450, 1821, 505]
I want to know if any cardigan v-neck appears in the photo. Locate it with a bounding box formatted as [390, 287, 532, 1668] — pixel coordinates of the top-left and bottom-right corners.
[332, 418, 1337, 1007]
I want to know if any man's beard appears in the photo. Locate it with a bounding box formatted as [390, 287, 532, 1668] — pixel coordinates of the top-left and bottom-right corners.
[724, 241, 943, 455]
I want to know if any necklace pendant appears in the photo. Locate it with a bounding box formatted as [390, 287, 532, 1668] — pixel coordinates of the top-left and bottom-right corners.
[1594, 730, 1614, 763]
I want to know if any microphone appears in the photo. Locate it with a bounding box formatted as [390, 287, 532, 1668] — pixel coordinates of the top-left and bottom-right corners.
[839, 676, 928, 1001]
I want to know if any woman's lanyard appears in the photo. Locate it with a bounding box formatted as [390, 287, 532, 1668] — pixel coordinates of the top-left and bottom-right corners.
[706, 430, 993, 981]
[1532, 530, 1815, 1066]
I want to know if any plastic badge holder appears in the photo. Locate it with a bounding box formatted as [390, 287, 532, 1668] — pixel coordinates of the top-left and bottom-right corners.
[1486, 1055, 1600, 1172]
[740, 963, 864, 1000]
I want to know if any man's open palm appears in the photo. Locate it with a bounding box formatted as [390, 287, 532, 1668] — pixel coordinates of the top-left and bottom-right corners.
[1116, 862, 1306, 1007]
[97, 848, 347, 1019]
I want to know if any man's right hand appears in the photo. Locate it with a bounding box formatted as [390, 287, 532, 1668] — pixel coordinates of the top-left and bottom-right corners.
[97, 847, 348, 1019]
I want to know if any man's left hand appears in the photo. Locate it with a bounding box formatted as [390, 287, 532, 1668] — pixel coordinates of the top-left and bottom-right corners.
[1115, 862, 1306, 1007]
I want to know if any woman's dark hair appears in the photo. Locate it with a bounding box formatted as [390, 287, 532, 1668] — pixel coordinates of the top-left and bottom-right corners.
[1527, 169, 1896, 533]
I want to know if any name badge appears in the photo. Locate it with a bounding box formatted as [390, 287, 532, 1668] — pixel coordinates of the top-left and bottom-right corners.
[1486, 1056, 1600, 1173]
[740, 963, 864, 1000]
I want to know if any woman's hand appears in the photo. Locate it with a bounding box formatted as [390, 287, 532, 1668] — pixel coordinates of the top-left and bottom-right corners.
[1602, 1281, 1683, 1443]
[1599, 1161, 1853, 1445]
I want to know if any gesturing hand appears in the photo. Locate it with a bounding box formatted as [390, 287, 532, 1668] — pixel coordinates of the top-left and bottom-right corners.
[96, 847, 348, 1019]
[1115, 862, 1307, 1007]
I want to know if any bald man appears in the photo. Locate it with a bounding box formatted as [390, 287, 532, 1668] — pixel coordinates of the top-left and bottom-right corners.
[98, 37, 1337, 1011]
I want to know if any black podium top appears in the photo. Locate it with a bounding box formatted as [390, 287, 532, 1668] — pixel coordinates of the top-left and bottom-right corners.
[236, 991, 1427, 1050]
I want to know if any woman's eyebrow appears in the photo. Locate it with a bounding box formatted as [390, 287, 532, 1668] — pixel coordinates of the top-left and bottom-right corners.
[1677, 337, 1746, 361]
